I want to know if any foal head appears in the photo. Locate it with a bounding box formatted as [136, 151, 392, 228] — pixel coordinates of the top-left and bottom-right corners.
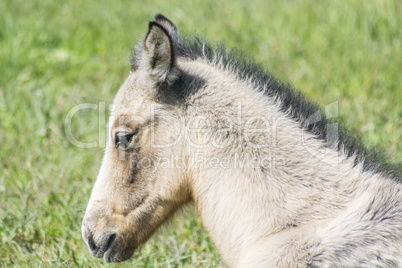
[81, 15, 191, 262]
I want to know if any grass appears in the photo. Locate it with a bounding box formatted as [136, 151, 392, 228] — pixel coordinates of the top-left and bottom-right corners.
[0, 0, 400, 266]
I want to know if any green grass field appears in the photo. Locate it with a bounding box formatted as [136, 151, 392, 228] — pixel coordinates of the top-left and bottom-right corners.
[0, 0, 401, 266]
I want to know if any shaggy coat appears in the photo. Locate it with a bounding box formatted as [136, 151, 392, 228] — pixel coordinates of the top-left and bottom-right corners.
[82, 14, 402, 267]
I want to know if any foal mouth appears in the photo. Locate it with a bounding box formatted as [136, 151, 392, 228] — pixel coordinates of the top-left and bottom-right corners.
[103, 243, 136, 263]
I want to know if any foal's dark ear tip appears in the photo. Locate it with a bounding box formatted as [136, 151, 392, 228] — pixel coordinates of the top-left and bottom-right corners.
[155, 14, 169, 22]
[154, 14, 177, 29]
[155, 14, 166, 20]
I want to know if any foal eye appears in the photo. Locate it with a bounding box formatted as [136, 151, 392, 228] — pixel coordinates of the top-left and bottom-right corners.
[115, 131, 137, 149]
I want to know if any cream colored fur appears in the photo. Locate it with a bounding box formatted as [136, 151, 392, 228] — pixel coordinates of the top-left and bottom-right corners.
[82, 15, 402, 266]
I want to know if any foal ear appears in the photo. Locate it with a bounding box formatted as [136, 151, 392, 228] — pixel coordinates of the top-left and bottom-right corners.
[143, 22, 179, 86]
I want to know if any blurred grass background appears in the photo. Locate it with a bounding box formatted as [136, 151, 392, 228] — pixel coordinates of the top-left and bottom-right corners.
[0, 0, 400, 266]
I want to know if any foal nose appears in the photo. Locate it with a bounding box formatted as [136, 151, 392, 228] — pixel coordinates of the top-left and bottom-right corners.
[81, 223, 117, 257]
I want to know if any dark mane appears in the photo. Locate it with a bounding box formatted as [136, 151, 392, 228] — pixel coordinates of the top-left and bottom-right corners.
[130, 32, 401, 180]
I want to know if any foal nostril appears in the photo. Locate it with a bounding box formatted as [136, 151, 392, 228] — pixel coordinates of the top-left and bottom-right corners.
[88, 232, 117, 256]
[81, 222, 117, 257]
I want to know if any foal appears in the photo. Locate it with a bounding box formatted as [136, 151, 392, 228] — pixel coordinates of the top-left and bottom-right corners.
[82, 14, 402, 267]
